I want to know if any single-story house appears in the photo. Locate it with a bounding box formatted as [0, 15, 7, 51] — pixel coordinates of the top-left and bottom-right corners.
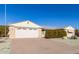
[8, 20, 75, 39]
[8, 20, 45, 38]
[64, 26, 75, 38]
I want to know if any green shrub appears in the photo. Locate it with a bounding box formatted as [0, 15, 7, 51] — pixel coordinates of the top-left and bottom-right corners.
[70, 36, 77, 39]
[0, 25, 9, 37]
[45, 29, 67, 38]
[75, 29, 79, 37]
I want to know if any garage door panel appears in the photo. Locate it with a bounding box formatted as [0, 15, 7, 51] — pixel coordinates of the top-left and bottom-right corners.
[15, 29, 39, 38]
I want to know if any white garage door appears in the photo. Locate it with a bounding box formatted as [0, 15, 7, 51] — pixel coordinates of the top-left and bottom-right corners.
[15, 29, 39, 38]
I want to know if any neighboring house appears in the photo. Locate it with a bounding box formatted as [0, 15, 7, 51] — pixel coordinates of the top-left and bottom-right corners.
[8, 20, 45, 38]
[64, 26, 75, 38]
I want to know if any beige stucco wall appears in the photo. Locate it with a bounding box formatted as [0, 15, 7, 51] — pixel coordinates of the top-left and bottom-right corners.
[65, 29, 75, 38]
[38, 29, 45, 38]
[8, 27, 15, 39]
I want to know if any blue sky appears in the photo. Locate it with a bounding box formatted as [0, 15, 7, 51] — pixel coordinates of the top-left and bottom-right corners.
[0, 4, 5, 25]
[1, 4, 79, 29]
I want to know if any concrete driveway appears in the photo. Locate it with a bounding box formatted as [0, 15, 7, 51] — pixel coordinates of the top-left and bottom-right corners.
[11, 38, 79, 54]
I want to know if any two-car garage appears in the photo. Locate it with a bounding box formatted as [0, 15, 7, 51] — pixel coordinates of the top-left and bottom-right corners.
[8, 20, 43, 38]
